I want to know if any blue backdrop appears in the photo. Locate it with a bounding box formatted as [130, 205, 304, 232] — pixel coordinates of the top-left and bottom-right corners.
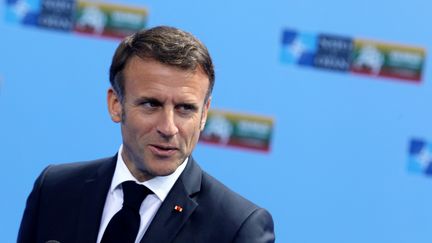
[1, 0, 431, 242]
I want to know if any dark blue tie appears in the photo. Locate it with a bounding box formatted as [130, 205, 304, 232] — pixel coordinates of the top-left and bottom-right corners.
[101, 181, 152, 243]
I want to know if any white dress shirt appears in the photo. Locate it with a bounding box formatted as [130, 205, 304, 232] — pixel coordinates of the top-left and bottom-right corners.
[96, 145, 188, 243]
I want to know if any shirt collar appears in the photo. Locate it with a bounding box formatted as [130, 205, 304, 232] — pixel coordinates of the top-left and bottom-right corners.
[109, 145, 188, 202]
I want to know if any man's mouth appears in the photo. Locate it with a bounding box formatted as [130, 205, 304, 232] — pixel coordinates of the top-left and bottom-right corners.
[148, 144, 178, 157]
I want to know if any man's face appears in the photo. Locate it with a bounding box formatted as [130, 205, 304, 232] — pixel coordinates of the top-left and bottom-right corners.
[108, 57, 211, 181]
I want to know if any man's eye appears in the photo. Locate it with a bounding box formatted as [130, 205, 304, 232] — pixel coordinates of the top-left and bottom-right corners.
[141, 101, 160, 109]
[177, 104, 197, 113]
[146, 102, 157, 107]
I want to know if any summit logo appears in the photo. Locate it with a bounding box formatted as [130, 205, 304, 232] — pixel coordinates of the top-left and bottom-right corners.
[281, 28, 426, 83]
[5, 0, 148, 39]
[407, 138, 432, 177]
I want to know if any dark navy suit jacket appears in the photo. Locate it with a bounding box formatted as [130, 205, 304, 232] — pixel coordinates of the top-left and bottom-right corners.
[18, 156, 275, 243]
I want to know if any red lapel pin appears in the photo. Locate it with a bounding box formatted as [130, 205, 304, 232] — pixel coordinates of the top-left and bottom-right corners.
[174, 205, 183, 212]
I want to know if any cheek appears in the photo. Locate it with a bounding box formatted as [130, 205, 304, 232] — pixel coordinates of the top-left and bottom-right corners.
[181, 122, 203, 146]
[123, 113, 155, 138]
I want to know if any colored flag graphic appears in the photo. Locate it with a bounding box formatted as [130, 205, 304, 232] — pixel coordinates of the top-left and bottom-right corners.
[200, 110, 274, 152]
[74, 1, 147, 39]
[351, 39, 425, 82]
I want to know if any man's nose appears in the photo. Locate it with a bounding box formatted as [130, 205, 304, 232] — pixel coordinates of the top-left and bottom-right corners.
[156, 109, 179, 138]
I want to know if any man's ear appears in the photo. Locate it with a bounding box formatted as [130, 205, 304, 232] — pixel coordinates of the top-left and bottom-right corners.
[107, 88, 122, 123]
[200, 97, 211, 131]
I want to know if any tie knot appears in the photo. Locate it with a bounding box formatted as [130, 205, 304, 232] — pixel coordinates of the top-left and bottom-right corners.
[122, 181, 152, 211]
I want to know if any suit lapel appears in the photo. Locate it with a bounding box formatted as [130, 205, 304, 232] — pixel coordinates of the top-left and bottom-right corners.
[140, 157, 202, 243]
[76, 156, 117, 243]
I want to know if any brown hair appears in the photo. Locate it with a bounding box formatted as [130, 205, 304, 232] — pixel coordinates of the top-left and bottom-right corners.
[109, 26, 215, 102]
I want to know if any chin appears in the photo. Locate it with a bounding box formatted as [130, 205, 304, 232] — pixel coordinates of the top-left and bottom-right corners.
[141, 156, 185, 177]
[146, 164, 179, 176]
[151, 169, 177, 177]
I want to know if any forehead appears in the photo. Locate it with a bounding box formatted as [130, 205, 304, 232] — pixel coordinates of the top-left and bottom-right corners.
[122, 56, 209, 100]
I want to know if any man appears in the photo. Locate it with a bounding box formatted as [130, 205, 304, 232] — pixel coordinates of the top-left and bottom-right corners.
[18, 26, 275, 243]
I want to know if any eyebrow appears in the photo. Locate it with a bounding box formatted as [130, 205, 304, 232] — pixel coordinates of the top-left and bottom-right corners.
[133, 97, 162, 106]
[177, 102, 199, 110]
[133, 96, 200, 108]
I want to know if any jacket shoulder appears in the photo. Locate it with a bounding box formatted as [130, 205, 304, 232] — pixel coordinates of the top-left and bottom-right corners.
[197, 170, 264, 226]
[41, 156, 116, 188]
[182, 166, 275, 242]
[17, 156, 117, 243]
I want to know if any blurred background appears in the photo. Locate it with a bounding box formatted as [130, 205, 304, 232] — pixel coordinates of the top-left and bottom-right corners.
[1, 0, 431, 242]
